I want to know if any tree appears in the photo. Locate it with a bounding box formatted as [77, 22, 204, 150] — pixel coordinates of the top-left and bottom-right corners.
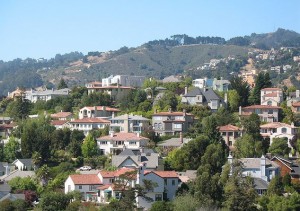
[8, 177, 37, 192]
[81, 134, 98, 158]
[202, 116, 223, 144]
[269, 138, 290, 157]
[172, 194, 200, 211]
[249, 72, 272, 105]
[0, 199, 14, 211]
[39, 191, 73, 211]
[234, 134, 263, 158]
[57, 78, 68, 89]
[150, 201, 173, 211]
[229, 76, 250, 107]
[6, 97, 32, 120]
[3, 136, 20, 162]
[267, 176, 284, 196]
[36, 164, 50, 186]
[241, 113, 262, 140]
[228, 90, 241, 112]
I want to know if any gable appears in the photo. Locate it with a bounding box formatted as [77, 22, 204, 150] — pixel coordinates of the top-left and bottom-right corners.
[119, 157, 138, 168]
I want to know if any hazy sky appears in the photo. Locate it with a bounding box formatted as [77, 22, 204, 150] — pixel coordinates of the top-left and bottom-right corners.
[1, 0, 300, 61]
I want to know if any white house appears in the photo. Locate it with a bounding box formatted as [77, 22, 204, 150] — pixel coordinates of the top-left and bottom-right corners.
[12, 159, 35, 171]
[24, 88, 70, 103]
[109, 114, 150, 133]
[79, 106, 120, 119]
[260, 122, 297, 148]
[102, 75, 145, 88]
[69, 118, 110, 136]
[97, 132, 149, 155]
[260, 88, 283, 106]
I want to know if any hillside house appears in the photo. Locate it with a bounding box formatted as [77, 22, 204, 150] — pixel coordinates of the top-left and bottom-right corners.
[239, 105, 281, 123]
[219, 124, 242, 149]
[260, 88, 283, 106]
[109, 114, 150, 133]
[97, 132, 149, 155]
[79, 106, 120, 119]
[86, 85, 134, 102]
[69, 118, 110, 136]
[50, 111, 73, 120]
[102, 75, 145, 88]
[24, 88, 70, 103]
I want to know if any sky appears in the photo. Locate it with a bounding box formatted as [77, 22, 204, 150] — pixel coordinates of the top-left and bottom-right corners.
[0, 0, 300, 61]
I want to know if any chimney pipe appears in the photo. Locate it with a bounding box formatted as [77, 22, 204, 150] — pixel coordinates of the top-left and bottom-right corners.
[185, 86, 188, 95]
[180, 132, 183, 144]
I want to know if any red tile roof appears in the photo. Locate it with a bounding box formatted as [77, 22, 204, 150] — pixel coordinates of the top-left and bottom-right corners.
[70, 118, 110, 124]
[145, 171, 178, 178]
[260, 122, 296, 129]
[261, 88, 281, 91]
[69, 174, 102, 185]
[97, 184, 111, 190]
[219, 124, 241, 131]
[292, 102, 300, 107]
[82, 106, 120, 112]
[97, 132, 149, 141]
[153, 112, 193, 116]
[263, 93, 277, 97]
[242, 105, 281, 109]
[51, 120, 68, 126]
[50, 112, 72, 119]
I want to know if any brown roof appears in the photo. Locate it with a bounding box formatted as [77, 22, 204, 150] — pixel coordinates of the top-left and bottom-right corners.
[152, 112, 193, 116]
[51, 120, 68, 126]
[145, 170, 178, 178]
[69, 174, 102, 185]
[263, 93, 277, 97]
[292, 102, 300, 107]
[97, 184, 111, 190]
[260, 122, 296, 129]
[261, 88, 281, 91]
[50, 112, 72, 119]
[219, 124, 241, 131]
[242, 105, 281, 109]
[83, 106, 120, 112]
[70, 118, 110, 124]
[97, 132, 149, 141]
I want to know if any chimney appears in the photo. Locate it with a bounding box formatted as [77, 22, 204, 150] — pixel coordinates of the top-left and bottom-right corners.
[184, 86, 188, 95]
[168, 107, 172, 113]
[110, 131, 114, 137]
[224, 93, 228, 104]
[260, 155, 267, 181]
[137, 133, 140, 138]
[239, 106, 242, 115]
[103, 106, 106, 112]
[228, 152, 233, 176]
[94, 106, 97, 118]
[180, 132, 183, 144]
[296, 90, 300, 98]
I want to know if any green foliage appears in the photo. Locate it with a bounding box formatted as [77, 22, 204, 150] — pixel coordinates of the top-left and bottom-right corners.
[8, 177, 38, 192]
[5, 97, 32, 120]
[267, 176, 284, 196]
[3, 136, 20, 162]
[241, 113, 262, 140]
[172, 194, 200, 211]
[249, 72, 272, 105]
[156, 90, 179, 111]
[228, 89, 241, 112]
[150, 201, 173, 211]
[269, 138, 290, 157]
[229, 75, 250, 107]
[202, 116, 223, 144]
[234, 134, 263, 158]
[57, 78, 68, 89]
[39, 191, 73, 211]
[81, 134, 98, 158]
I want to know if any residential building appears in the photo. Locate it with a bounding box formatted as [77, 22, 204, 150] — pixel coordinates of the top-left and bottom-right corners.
[219, 124, 242, 149]
[162, 75, 182, 83]
[192, 78, 230, 92]
[270, 156, 300, 183]
[157, 134, 191, 156]
[287, 90, 300, 107]
[152, 110, 194, 136]
[50, 111, 73, 120]
[79, 106, 120, 119]
[181, 87, 225, 111]
[97, 132, 149, 155]
[69, 118, 110, 136]
[86, 85, 134, 102]
[24, 88, 70, 103]
[239, 105, 281, 123]
[85, 81, 102, 89]
[260, 122, 297, 148]
[102, 75, 145, 88]
[109, 114, 150, 133]
[12, 159, 36, 171]
[7, 88, 25, 99]
[111, 149, 163, 170]
[64, 165, 180, 209]
[50, 120, 69, 129]
[260, 88, 283, 106]
[291, 102, 300, 113]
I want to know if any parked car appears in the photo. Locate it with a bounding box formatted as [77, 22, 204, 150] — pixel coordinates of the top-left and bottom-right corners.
[79, 166, 92, 171]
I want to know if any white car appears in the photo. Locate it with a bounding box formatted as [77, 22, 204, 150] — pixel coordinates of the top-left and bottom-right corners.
[79, 166, 92, 171]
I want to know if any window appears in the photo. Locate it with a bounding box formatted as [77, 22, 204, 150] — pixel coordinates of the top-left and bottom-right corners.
[155, 194, 162, 201]
[255, 109, 262, 114]
[229, 141, 232, 146]
[173, 124, 182, 129]
[89, 185, 93, 191]
[68, 185, 71, 192]
[101, 141, 107, 145]
[267, 101, 272, 106]
[79, 185, 82, 189]
[268, 109, 273, 114]
[222, 132, 226, 136]
[172, 180, 176, 186]
[129, 141, 136, 145]
[164, 179, 167, 186]
[153, 116, 162, 120]
[228, 132, 233, 136]
[109, 179, 114, 183]
[281, 128, 287, 134]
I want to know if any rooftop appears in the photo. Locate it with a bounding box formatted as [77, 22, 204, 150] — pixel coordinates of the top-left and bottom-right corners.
[70, 118, 110, 124]
[98, 132, 149, 141]
[69, 174, 102, 185]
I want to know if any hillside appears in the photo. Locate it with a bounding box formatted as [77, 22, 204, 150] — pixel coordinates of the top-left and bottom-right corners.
[0, 28, 300, 96]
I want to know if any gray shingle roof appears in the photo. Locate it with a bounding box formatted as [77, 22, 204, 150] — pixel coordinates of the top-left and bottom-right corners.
[110, 114, 149, 121]
[203, 89, 222, 101]
[157, 138, 191, 147]
[253, 177, 268, 190]
[183, 88, 203, 97]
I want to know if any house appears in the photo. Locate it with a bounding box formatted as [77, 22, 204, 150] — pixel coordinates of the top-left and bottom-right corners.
[50, 111, 73, 120]
[86, 85, 134, 102]
[50, 120, 69, 129]
[102, 75, 145, 88]
[228, 155, 280, 182]
[111, 149, 163, 170]
[181, 87, 225, 111]
[291, 102, 300, 113]
[7, 87, 25, 99]
[270, 156, 300, 183]
[85, 81, 102, 90]
[219, 124, 243, 149]
[162, 75, 182, 83]
[12, 159, 35, 171]
[192, 78, 230, 92]
[239, 105, 281, 123]
[69, 118, 110, 136]
[97, 132, 149, 155]
[64, 165, 180, 209]
[79, 106, 120, 119]
[287, 90, 300, 108]
[24, 88, 70, 103]
[0, 123, 17, 139]
[152, 110, 194, 136]
[260, 122, 297, 148]
[157, 134, 191, 156]
[109, 114, 150, 133]
[177, 170, 197, 183]
[260, 88, 283, 106]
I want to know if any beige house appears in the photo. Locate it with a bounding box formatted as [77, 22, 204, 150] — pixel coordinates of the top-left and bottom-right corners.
[69, 118, 110, 136]
[219, 124, 242, 149]
[109, 114, 150, 133]
[79, 106, 120, 119]
[239, 105, 281, 123]
[260, 88, 283, 106]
